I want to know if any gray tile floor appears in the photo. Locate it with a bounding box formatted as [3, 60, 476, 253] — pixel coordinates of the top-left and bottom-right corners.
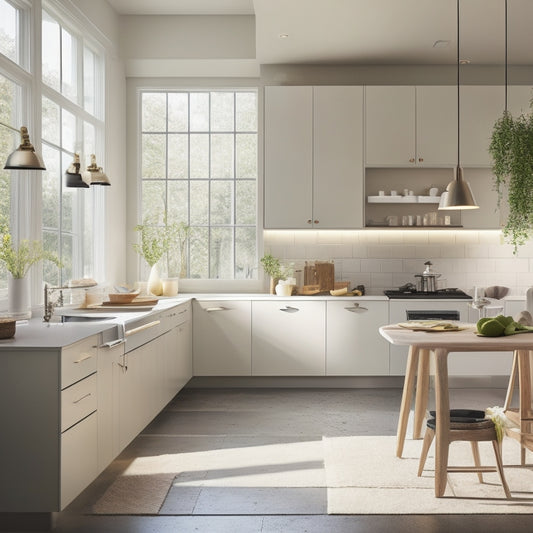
[53, 386, 533, 532]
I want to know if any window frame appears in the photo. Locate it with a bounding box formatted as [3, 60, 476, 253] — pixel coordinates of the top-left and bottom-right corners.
[133, 84, 263, 293]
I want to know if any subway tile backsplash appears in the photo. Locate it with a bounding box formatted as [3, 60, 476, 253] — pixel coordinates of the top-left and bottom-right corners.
[264, 229, 532, 297]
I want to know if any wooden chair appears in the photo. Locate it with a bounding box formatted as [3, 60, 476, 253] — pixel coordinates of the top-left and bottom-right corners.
[418, 409, 511, 499]
[503, 349, 533, 464]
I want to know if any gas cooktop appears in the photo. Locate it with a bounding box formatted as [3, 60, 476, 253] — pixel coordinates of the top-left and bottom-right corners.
[384, 288, 472, 299]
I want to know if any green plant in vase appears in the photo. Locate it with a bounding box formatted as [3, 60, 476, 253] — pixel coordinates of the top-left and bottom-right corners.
[260, 253, 293, 294]
[489, 100, 533, 253]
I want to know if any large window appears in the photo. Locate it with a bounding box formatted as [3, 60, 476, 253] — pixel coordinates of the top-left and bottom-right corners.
[41, 7, 105, 286]
[140, 90, 258, 280]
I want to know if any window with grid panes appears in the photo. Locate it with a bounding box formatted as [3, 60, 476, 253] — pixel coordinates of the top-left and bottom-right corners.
[140, 90, 258, 280]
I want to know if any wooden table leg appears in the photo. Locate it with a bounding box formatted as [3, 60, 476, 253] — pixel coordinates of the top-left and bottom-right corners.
[434, 347, 450, 498]
[396, 345, 419, 457]
[413, 348, 430, 440]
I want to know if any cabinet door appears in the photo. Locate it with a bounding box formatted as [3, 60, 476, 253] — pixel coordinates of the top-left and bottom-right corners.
[326, 300, 389, 375]
[416, 86, 457, 166]
[193, 300, 252, 375]
[313, 86, 364, 228]
[460, 86, 504, 167]
[176, 319, 192, 391]
[365, 86, 416, 166]
[264, 86, 313, 228]
[252, 300, 325, 376]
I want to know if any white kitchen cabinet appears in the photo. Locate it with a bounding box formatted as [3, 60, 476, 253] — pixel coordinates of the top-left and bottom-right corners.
[365, 86, 457, 167]
[326, 300, 390, 375]
[193, 300, 252, 375]
[251, 300, 325, 375]
[264, 85, 364, 229]
[460, 86, 504, 167]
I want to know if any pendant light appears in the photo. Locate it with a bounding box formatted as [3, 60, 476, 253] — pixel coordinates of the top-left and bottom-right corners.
[65, 153, 89, 188]
[439, 0, 478, 211]
[0, 122, 46, 170]
[82, 154, 111, 186]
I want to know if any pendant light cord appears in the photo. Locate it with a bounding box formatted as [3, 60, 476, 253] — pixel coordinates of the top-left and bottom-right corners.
[505, 0, 508, 113]
[457, 0, 461, 167]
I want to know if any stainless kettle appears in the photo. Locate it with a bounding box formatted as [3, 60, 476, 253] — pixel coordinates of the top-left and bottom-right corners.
[414, 261, 441, 292]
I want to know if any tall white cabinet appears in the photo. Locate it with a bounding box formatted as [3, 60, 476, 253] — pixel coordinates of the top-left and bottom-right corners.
[264, 85, 364, 229]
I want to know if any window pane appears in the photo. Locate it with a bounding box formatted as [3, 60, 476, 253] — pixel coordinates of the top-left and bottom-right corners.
[142, 93, 166, 132]
[61, 28, 78, 102]
[211, 92, 234, 131]
[61, 153, 73, 232]
[236, 180, 256, 225]
[0, 0, 18, 64]
[42, 97, 60, 146]
[43, 231, 60, 286]
[190, 92, 209, 131]
[235, 226, 256, 279]
[189, 226, 208, 279]
[42, 11, 60, 91]
[168, 134, 188, 179]
[210, 181, 233, 225]
[190, 180, 208, 225]
[190, 134, 209, 179]
[84, 121, 96, 159]
[168, 92, 188, 131]
[83, 46, 95, 114]
[167, 181, 188, 225]
[236, 92, 257, 131]
[211, 134, 234, 179]
[0, 73, 15, 239]
[141, 180, 166, 224]
[62, 109, 76, 153]
[236, 133, 257, 178]
[142, 133, 166, 178]
[42, 144, 60, 230]
[210, 227, 232, 279]
[61, 233, 73, 282]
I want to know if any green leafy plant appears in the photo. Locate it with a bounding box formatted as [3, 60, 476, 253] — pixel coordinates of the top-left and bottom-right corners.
[134, 216, 190, 272]
[489, 102, 533, 253]
[0, 232, 62, 279]
[260, 253, 293, 280]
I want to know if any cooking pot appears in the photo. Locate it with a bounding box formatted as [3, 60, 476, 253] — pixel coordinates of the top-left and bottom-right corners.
[414, 261, 441, 292]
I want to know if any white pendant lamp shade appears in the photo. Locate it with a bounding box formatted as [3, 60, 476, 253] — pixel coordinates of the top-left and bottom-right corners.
[3, 126, 46, 170]
[82, 154, 111, 186]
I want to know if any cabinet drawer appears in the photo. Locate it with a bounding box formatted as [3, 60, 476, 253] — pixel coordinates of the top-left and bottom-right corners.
[62, 336, 97, 388]
[61, 373, 97, 432]
[61, 411, 98, 509]
[160, 303, 190, 333]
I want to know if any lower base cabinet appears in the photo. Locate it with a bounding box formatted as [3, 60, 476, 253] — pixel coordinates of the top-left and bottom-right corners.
[326, 300, 390, 375]
[251, 300, 326, 375]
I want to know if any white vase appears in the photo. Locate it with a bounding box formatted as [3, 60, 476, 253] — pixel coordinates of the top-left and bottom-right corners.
[147, 263, 163, 296]
[8, 274, 31, 319]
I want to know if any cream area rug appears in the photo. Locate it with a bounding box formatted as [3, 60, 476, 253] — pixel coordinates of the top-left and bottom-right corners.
[324, 435, 533, 514]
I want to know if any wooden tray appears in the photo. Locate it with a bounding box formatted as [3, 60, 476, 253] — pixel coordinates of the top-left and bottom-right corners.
[100, 297, 159, 306]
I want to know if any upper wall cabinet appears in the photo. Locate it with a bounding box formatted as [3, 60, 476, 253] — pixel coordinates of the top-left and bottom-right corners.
[365, 86, 457, 167]
[459, 86, 504, 167]
[264, 86, 364, 229]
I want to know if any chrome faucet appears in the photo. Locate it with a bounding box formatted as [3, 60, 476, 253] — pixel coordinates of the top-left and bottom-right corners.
[43, 284, 64, 322]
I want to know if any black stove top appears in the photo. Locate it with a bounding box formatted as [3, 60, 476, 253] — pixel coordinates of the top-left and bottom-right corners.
[384, 288, 472, 299]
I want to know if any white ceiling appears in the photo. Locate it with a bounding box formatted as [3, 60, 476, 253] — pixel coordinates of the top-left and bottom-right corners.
[107, 0, 533, 65]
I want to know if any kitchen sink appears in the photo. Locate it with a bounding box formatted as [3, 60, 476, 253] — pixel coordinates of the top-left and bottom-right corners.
[61, 314, 117, 323]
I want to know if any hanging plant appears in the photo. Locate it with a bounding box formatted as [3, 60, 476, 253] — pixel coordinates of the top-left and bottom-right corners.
[489, 102, 533, 253]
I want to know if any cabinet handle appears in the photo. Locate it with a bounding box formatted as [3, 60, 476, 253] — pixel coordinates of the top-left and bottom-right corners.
[409, 158, 415, 163]
[125, 320, 160, 336]
[280, 306, 299, 313]
[99, 339, 125, 349]
[314, 219, 319, 224]
[73, 392, 92, 404]
[205, 306, 227, 312]
[74, 352, 94, 363]
[307, 219, 312, 224]
[344, 304, 368, 313]
[418, 157, 424, 162]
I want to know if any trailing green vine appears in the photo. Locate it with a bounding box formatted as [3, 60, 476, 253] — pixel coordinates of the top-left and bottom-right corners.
[489, 101, 533, 253]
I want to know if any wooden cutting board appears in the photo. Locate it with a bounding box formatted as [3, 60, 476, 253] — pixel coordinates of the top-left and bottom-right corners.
[315, 261, 335, 291]
[100, 297, 159, 306]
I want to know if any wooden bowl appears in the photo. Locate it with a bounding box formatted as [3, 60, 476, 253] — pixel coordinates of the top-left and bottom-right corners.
[0, 317, 16, 339]
[107, 292, 139, 304]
